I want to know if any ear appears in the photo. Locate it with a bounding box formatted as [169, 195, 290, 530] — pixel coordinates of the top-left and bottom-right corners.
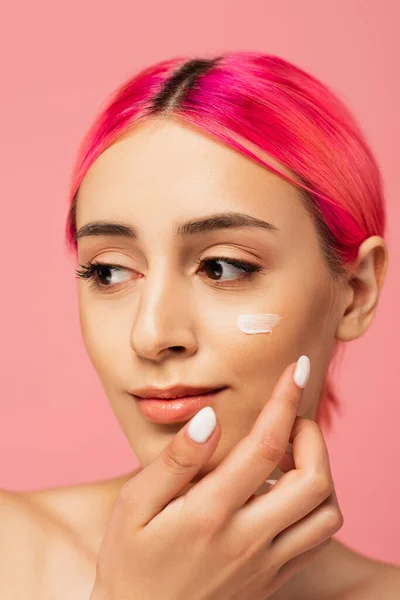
[336, 236, 389, 342]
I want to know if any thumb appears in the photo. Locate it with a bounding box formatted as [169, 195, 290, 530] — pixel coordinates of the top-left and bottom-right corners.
[121, 407, 220, 528]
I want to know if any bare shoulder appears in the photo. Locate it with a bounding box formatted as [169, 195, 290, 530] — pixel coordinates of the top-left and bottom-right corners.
[339, 554, 400, 599]
[0, 486, 47, 544]
[19, 469, 140, 543]
[0, 487, 49, 597]
[356, 560, 400, 599]
[0, 472, 137, 600]
[293, 538, 400, 600]
[0, 469, 140, 553]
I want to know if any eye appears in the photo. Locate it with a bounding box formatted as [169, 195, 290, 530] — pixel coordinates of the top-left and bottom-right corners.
[75, 262, 131, 290]
[75, 255, 264, 292]
[197, 256, 263, 285]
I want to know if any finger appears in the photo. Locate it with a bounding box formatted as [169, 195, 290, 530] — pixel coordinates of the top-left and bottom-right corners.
[232, 418, 334, 542]
[270, 489, 343, 567]
[188, 356, 310, 518]
[278, 443, 295, 472]
[117, 406, 221, 528]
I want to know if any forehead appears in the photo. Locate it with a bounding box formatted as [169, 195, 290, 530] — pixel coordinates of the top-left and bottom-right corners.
[75, 117, 312, 238]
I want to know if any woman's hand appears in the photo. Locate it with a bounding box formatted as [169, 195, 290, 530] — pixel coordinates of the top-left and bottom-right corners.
[90, 357, 343, 600]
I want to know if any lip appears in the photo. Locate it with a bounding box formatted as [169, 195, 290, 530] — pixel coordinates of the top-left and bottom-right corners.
[132, 388, 226, 424]
[130, 384, 225, 400]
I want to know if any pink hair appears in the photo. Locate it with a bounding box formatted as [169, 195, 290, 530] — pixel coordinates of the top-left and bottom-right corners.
[64, 51, 386, 431]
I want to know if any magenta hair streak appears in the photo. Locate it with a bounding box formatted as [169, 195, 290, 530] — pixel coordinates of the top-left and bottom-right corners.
[64, 52, 386, 431]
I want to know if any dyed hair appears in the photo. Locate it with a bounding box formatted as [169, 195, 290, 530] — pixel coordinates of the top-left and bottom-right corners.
[65, 51, 386, 432]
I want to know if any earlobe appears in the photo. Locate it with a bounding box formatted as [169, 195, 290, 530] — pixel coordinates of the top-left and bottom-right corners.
[335, 237, 388, 342]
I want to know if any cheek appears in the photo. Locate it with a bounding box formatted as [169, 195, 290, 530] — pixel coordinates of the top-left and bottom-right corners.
[215, 283, 334, 400]
[78, 293, 129, 381]
[213, 309, 287, 392]
[278, 276, 337, 352]
[236, 313, 281, 334]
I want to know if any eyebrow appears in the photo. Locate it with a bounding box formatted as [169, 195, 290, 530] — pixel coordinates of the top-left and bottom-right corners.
[74, 212, 280, 242]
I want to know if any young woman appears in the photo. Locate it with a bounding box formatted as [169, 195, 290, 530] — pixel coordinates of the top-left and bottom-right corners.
[1, 52, 399, 599]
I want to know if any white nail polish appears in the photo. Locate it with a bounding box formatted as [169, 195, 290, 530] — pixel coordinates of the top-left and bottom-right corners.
[293, 355, 310, 389]
[187, 406, 217, 444]
[266, 479, 278, 487]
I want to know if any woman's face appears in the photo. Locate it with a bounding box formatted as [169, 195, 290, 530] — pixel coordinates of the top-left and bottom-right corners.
[75, 117, 345, 479]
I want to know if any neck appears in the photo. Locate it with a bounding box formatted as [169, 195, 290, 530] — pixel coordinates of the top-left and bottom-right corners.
[267, 537, 371, 600]
[267, 539, 336, 600]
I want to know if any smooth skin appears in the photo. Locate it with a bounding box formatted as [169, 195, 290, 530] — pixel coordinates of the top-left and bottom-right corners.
[1, 116, 399, 599]
[90, 359, 342, 600]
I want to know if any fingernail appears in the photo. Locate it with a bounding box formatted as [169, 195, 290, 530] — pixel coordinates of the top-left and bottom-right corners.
[187, 406, 217, 444]
[266, 479, 278, 487]
[293, 355, 310, 389]
[287, 442, 293, 454]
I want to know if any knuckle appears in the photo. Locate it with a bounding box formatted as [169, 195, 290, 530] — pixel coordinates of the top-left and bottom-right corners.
[338, 509, 345, 529]
[255, 432, 285, 462]
[287, 389, 301, 411]
[117, 480, 138, 509]
[322, 505, 344, 533]
[162, 443, 196, 474]
[186, 500, 226, 536]
[309, 419, 323, 433]
[298, 418, 322, 437]
[306, 471, 333, 500]
[291, 415, 312, 434]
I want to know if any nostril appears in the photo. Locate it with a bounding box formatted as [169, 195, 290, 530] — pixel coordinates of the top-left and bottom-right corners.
[170, 346, 186, 353]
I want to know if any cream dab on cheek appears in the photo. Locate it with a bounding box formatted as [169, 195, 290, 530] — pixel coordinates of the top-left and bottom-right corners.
[236, 313, 281, 335]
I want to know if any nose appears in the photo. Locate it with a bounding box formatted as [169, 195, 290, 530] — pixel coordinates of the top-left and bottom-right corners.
[129, 268, 198, 362]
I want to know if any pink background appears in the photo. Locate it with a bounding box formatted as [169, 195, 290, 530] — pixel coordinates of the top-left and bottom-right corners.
[0, 1, 399, 564]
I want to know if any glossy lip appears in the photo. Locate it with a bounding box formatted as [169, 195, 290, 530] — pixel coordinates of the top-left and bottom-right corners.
[132, 388, 226, 424]
[130, 384, 225, 400]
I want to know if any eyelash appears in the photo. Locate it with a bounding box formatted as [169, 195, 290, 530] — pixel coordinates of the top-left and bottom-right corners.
[75, 256, 263, 291]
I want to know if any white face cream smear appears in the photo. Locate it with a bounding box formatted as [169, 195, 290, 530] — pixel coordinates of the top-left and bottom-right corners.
[237, 313, 281, 335]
